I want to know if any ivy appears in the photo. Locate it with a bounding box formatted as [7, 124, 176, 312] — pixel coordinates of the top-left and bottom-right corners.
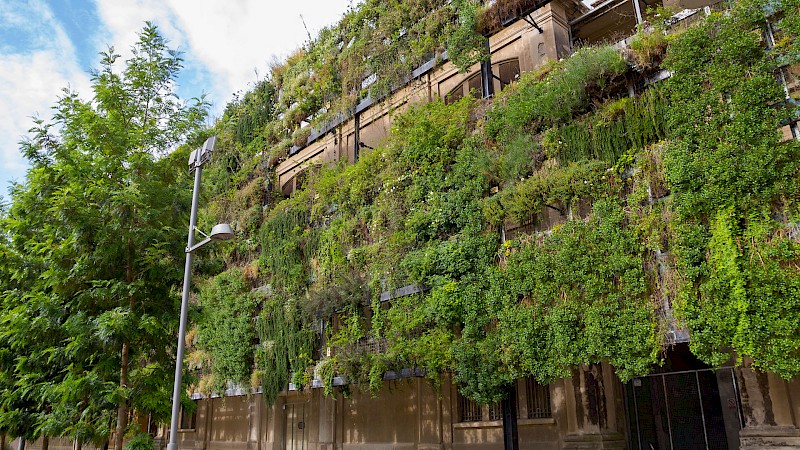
[661, 2, 800, 375]
[195, 269, 258, 395]
[192, 0, 800, 408]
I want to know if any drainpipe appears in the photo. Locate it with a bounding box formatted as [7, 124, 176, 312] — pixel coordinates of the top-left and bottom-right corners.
[353, 112, 361, 162]
[632, 0, 643, 25]
[480, 38, 495, 99]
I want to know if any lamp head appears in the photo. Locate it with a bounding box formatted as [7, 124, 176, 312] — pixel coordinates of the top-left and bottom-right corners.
[201, 135, 216, 156]
[209, 223, 234, 241]
[188, 135, 217, 168]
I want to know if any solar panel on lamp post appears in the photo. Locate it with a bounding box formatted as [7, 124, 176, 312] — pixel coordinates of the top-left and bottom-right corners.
[167, 136, 232, 450]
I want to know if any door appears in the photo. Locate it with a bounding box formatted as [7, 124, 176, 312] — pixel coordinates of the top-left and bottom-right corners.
[626, 368, 743, 450]
[283, 402, 308, 450]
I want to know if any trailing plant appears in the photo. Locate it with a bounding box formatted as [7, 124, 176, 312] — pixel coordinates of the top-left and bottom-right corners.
[254, 295, 316, 405]
[190, 0, 800, 411]
[542, 89, 667, 164]
[661, 1, 800, 375]
[195, 268, 259, 395]
[455, 200, 658, 402]
[485, 45, 628, 140]
[498, 160, 614, 224]
[447, 0, 489, 71]
[262, 0, 552, 152]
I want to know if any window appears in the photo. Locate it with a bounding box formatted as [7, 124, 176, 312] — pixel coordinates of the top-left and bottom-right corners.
[445, 73, 482, 104]
[444, 58, 520, 105]
[498, 59, 521, 90]
[458, 391, 483, 422]
[467, 72, 483, 96]
[457, 391, 506, 422]
[526, 378, 552, 419]
[488, 401, 503, 421]
[180, 402, 197, 430]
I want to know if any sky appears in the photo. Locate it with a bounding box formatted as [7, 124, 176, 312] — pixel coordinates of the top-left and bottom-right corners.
[0, 0, 356, 201]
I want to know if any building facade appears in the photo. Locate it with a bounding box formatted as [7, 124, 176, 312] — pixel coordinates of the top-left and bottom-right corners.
[18, 0, 800, 449]
[159, 1, 800, 449]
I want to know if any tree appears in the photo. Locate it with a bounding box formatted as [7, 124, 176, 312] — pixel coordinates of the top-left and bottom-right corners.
[0, 23, 208, 449]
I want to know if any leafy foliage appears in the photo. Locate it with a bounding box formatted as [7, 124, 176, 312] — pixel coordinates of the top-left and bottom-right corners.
[196, 269, 259, 394]
[660, 2, 800, 376]
[0, 23, 208, 447]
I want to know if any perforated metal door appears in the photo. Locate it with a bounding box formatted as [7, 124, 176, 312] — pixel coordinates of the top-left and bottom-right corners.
[626, 368, 743, 450]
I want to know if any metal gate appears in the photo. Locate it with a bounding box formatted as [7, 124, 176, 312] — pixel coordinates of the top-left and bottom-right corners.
[282, 402, 308, 450]
[625, 368, 743, 450]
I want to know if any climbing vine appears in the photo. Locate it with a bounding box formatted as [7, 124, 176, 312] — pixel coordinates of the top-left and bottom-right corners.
[660, 0, 800, 376]
[195, 268, 259, 394]
[193, 0, 800, 407]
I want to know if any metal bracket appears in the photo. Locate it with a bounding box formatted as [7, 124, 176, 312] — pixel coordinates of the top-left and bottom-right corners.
[522, 14, 543, 33]
[186, 227, 211, 253]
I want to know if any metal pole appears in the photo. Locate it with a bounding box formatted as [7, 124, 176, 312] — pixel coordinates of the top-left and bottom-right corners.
[632, 0, 643, 26]
[695, 372, 709, 449]
[662, 375, 674, 450]
[632, 382, 642, 450]
[353, 113, 361, 163]
[167, 162, 203, 450]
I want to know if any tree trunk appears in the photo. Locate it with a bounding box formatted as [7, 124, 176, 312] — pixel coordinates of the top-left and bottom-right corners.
[1, 434, 5, 450]
[115, 255, 135, 450]
[41, 436, 49, 450]
[114, 340, 130, 450]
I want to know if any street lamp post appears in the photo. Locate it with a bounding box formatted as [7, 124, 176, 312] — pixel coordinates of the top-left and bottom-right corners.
[167, 136, 232, 450]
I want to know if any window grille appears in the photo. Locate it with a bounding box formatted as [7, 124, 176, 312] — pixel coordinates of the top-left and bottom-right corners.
[354, 336, 387, 354]
[488, 401, 503, 421]
[526, 378, 552, 419]
[458, 392, 483, 422]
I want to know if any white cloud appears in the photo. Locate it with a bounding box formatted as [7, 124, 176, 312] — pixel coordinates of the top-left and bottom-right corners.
[2, 0, 357, 198]
[164, 0, 355, 100]
[93, 0, 185, 55]
[94, 0, 355, 112]
[0, 1, 91, 196]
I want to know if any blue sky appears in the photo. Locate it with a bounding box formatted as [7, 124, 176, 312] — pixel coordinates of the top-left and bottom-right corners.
[0, 0, 356, 201]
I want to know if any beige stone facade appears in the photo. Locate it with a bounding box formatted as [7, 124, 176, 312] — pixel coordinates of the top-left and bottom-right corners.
[161, 374, 585, 450]
[14, 363, 800, 449]
[145, 361, 800, 450]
